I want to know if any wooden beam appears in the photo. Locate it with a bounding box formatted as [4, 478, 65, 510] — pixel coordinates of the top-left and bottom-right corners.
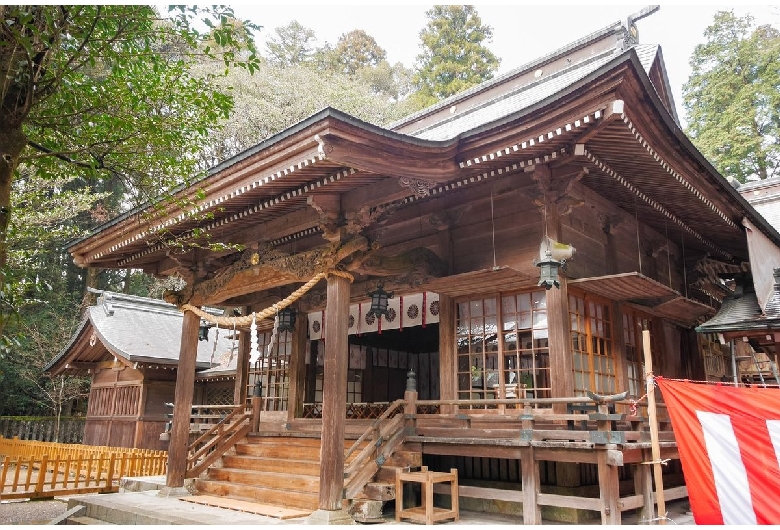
[165, 310, 199, 488]
[318, 274, 350, 511]
[320, 133, 460, 182]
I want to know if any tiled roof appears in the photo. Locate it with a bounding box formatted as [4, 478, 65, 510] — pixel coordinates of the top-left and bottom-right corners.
[407, 45, 659, 142]
[696, 292, 764, 333]
[86, 291, 234, 368]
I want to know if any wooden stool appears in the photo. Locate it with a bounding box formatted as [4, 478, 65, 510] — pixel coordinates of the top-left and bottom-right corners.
[395, 466, 459, 524]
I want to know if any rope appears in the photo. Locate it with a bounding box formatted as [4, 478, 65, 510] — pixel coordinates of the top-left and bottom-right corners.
[629, 371, 656, 416]
[181, 269, 353, 326]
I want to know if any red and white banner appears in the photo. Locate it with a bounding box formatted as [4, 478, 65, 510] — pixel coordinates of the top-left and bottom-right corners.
[657, 378, 780, 525]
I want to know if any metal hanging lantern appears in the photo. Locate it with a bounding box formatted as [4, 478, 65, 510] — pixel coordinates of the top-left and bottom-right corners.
[198, 321, 212, 341]
[367, 282, 394, 319]
[535, 249, 561, 290]
[277, 307, 297, 333]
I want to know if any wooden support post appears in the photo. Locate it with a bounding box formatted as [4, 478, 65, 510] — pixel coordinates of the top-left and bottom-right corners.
[635, 449, 655, 523]
[287, 310, 309, 422]
[438, 294, 457, 414]
[643, 328, 666, 524]
[251, 395, 262, 433]
[597, 450, 621, 525]
[520, 446, 541, 524]
[547, 282, 573, 407]
[233, 306, 251, 406]
[318, 274, 351, 511]
[165, 309, 199, 488]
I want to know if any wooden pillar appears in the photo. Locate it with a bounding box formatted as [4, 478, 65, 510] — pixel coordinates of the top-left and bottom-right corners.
[545, 202, 574, 408]
[318, 275, 350, 511]
[287, 310, 309, 422]
[165, 309, 199, 488]
[520, 446, 541, 524]
[233, 306, 251, 406]
[532, 164, 578, 408]
[611, 302, 629, 396]
[597, 450, 621, 524]
[634, 449, 655, 523]
[438, 294, 457, 414]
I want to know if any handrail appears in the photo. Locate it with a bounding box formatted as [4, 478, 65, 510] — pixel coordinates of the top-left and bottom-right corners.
[184, 405, 253, 478]
[344, 411, 404, 478]
[344, 398, 405, 462]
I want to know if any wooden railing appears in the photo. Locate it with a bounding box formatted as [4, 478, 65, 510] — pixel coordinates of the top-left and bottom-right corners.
[184, 404, 253, 479]
[342, 399, 407, 499]
[0, 438, 167, 500]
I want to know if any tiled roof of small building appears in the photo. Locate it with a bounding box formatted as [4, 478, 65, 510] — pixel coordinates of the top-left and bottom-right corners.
[45, 290, 236, 372]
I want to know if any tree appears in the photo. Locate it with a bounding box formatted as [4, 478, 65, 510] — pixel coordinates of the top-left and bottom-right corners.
[0, 5, 259, 341]
[413, 5, 500, 107]
[195, 61, 420, 166]
[265, 20, 317, 67]
[683, 11, 780, 183]
[331, 29, 387, 75]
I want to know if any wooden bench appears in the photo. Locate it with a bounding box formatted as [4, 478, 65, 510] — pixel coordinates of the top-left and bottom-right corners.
[396, 466, 459, 525]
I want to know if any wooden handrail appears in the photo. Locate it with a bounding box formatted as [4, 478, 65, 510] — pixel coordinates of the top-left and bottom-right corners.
[184, 405, 253, 479]
[344, 398, 405, 462]
[343, 412, 407, 500]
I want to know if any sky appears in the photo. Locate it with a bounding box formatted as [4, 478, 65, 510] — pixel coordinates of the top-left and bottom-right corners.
[230, 3, 780, 127]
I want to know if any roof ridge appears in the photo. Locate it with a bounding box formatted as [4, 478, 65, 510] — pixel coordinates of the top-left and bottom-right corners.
[389, 19, 627, 131]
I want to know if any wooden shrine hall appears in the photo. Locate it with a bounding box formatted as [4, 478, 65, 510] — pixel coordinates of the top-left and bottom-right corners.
[62, 8, 780, 525]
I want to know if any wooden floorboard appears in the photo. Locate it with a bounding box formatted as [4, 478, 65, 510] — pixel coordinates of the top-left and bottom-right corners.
[180, 494, 312, 519]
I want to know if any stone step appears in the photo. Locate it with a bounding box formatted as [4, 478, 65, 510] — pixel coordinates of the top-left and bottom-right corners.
[67, 515, 116, 525]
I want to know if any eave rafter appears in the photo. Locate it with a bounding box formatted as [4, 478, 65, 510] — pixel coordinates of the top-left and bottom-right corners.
[116, 167, 358, 267]
[457, 106, 608, 171]
[580, 146, 733, 260]
[81, 149, 328, 266]
[616, 108, 738, 229]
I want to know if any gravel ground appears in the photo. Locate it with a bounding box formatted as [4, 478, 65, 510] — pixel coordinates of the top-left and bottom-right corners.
[0, 499, 69, 525]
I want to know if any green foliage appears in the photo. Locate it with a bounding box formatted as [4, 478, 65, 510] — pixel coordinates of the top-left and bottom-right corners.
[413, 5, 500, 107]
[0, 5, 259, 407]
[196, 60, 420, 166]
[331, 29, 387, 75]
[683, 11, 780, 183]
[265, 20, 317, 67]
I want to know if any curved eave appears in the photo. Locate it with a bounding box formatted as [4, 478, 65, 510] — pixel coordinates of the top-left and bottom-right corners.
[450, 49, 780, 261]
[69, 108, 459, 269]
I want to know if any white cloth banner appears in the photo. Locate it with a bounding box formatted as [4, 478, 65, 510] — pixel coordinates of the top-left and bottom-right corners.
[307, 292, 440, 339]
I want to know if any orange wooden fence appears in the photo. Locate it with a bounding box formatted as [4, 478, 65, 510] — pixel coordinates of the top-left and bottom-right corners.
[0, 437, 167, 500]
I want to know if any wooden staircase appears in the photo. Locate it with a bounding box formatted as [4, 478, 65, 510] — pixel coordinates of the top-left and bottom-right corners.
[190, 431, 422, 521]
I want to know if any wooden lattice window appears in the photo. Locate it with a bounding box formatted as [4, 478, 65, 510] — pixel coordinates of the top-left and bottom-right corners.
[623, 311, 654, 398]
[501, 291, 550, 399]
[570, 294, 615, 395]
[246, 330, 292, 412]
[205, 386, 233, 406]
[456, 296, 499, 404]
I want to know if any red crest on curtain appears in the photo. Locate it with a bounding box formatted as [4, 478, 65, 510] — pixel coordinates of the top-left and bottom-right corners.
[657, 378, 780, 525]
